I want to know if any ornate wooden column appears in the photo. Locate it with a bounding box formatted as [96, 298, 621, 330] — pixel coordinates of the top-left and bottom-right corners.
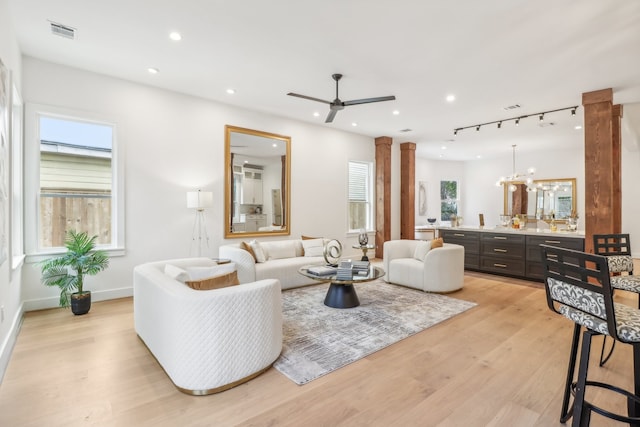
[400, 142, 416, 240]
[375, 136, 392, 259]
[582, 88, 622, 253]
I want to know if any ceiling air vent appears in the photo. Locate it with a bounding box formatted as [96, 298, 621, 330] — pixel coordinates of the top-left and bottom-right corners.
[399, 128, 413, 133]
[503, 104, 521, 111]
[50, 21, 76, 40]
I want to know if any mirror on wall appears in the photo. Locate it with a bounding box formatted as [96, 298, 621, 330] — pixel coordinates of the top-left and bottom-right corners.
[224, 125, 291, 238]
[503, 178, 577, 221]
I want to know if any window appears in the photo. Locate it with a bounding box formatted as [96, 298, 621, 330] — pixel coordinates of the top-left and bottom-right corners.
[440, 180, 459, 221]
[348, 161, 373, 231]
[25, 104, 124, 255]
[11, 85, 24, 268]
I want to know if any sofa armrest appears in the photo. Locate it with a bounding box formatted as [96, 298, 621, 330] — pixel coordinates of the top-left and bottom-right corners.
[423, 243, 465, 292]
[219, 244, 256, 284]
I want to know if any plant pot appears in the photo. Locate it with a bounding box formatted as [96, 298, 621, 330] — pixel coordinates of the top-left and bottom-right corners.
[71, 291, 91, 315]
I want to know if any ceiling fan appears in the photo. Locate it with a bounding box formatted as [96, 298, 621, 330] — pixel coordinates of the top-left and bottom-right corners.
[287, 74, 396, 123]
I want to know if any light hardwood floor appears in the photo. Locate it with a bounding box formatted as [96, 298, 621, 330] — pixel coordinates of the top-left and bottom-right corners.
[0, 271, 636, 427]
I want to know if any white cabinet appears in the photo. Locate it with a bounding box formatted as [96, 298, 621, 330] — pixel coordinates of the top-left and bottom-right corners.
[241, 168, 263, 205]
[242, 178, 263, 205]
[243, 214, 267, 232]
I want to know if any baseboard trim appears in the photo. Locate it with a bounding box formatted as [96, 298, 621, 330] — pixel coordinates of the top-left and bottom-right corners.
[0, 302, 25, 384]
[22, 286, 133, 312]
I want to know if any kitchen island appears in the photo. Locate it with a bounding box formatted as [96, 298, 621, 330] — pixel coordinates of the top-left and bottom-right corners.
[439, 226, 584, 281]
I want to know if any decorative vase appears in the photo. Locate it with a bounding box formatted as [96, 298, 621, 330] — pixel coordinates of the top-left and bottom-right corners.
[358, 229, 368, 246]
[71, 291, 92, 315]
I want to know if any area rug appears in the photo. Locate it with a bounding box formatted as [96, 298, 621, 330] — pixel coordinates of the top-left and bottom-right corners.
[273, 280, 476, 385]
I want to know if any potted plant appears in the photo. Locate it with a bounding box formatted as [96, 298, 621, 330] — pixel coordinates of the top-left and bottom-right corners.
[40, 230, 110, 315]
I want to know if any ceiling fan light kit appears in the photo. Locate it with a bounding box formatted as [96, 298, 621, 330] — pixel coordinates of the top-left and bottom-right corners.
[287, 74, 396, 123]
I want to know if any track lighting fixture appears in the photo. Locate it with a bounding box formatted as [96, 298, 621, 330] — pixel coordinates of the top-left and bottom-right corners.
[452, 105, 578, 135]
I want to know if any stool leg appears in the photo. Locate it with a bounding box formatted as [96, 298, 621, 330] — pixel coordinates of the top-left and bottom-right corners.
[561, 323, 581, 423]
[572, 330, 594, 427]
[599, 336, 616, 367]
[632, 343, 640, 425]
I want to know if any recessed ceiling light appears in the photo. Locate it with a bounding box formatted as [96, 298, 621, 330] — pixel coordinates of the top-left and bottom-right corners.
[147, 67, 159, 74]
[441, 146, 447, 150]
[392, 110, 400, 115]
[313, 112, 320, 117]
[244, 160, 248, 163]
[226, 88, 235, 94]
[574, 125, 583, 130]
[476, 155, 482, 159]
[272, 143, 277, 148]
[446, 94, 456, 102]
[351, 122, 357, 127]
[169, 31, 182, 41]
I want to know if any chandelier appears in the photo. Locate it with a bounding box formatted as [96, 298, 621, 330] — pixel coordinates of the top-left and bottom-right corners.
[496, 145, 536, 192]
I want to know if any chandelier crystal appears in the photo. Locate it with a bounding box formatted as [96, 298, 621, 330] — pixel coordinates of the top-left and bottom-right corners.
[495, 145, 536, 192]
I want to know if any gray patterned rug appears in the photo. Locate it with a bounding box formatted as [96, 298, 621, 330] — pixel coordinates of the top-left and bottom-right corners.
[273, 280, 476, 385]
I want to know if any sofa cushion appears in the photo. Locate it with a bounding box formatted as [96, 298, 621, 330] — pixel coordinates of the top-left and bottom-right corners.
[302, 238, 325, 257]
[255, 256, 325, 289]
[430, 237, 444, 249]
[186, 263, 236, 280]
[262, 240, 298, 260]
[185, 271, 240, 290]
[413, 240, 431, 261]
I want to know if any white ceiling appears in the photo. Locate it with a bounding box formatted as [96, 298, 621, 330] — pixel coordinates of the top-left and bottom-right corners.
[8, 0, 640, 160]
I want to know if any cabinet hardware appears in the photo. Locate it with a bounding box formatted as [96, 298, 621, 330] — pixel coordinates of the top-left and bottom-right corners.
[545, 240, 561, 244]
[493, 263, 507, 268]
[493, 248, 507, 253]
[493, 236, 507, 240]
[454, 233, 465, 237]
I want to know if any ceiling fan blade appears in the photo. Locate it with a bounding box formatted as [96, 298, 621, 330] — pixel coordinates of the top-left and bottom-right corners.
[343, 95, 396, 106]
[325, 109, 338, 123]
[287, 92, 332, 105]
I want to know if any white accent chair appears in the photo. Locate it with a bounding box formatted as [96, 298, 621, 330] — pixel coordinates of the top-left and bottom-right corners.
[383, 240, 465, 293]
[133, 258, 283, 395]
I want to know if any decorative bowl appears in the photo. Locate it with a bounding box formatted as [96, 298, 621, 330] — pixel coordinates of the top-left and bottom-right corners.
[427, 218, 437, 224]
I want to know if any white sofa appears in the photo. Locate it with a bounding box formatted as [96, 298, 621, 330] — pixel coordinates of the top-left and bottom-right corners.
[383, 240, 465, 293]
[219, 239, 327, 290]
[133, 257, 282, 395]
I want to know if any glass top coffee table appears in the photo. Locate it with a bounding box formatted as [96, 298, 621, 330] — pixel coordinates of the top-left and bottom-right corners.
[298, 265, 385, 309]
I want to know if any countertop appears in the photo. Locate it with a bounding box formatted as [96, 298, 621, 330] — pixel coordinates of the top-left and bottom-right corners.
[437, 225, 585, 239]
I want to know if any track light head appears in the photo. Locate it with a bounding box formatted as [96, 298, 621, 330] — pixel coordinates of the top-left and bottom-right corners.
[571, 108, 577, 116]
[539, 114, 544, 122]
[476, 125, 480, 132]
[515, 118, 520, 126]
[497, 121, 502, 129]
[454, 129, 458, 136]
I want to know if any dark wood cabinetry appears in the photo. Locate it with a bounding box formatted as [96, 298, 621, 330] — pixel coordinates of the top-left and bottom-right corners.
[439, 229, 479, 269]
[440, 228, 584, 281]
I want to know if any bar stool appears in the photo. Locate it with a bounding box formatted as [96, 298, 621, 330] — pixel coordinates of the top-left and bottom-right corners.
[541, 244, 640, 426]
[594, 234, 640, 366]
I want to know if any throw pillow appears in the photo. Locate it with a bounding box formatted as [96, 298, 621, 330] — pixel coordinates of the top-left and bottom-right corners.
[240, 241, 257, 262]
[302, 238, 325, 257]
[413, 240, 431, 261]
[185, 271, 240, 290]
[301, 235, 321, 240]
[430, 237, 444, 249]
[249, 240, 267, 263]
[186, 263, 236, 280]
[164, 264, 190, 283]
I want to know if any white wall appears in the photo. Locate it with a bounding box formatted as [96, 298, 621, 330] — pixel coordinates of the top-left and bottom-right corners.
[19, 57, 375, 310]
[0, 0, 24, 382]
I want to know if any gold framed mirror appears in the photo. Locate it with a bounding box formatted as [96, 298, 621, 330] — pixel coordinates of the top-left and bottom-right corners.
[224, 125, 291, 238]
[503, 178, 577, 222]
